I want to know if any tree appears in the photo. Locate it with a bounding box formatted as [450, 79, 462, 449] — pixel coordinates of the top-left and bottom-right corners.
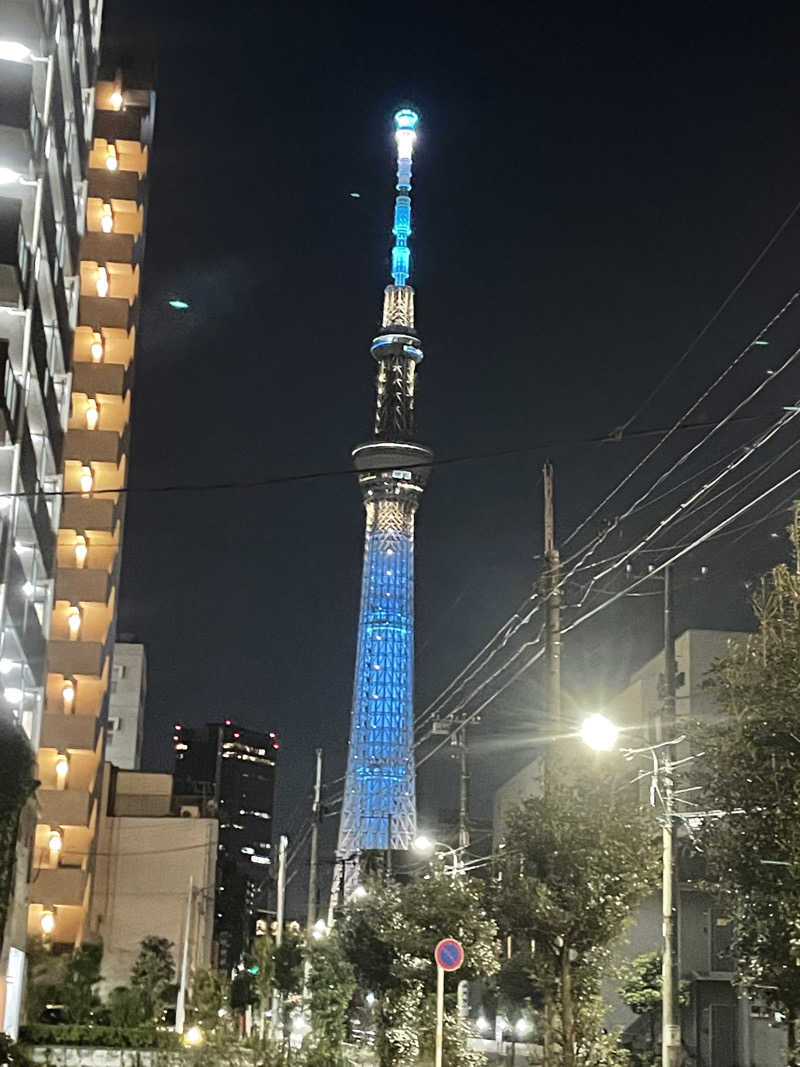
[618, 952, 662, 1067]
[305, 933, 356, 1066]
[130, 936, 175, 1021]
[339, 868, 499, 1067]
[190, 967, 231, 1033]
[106, 985, 149, 1027]
[697, 561, 800, 1060]
[0, 720, 36, 954]
[246, 932, 276, 1039]
[495, 763, 659, 1067]
[273, 927, 304, 999]
[60, 941, 103, 1023]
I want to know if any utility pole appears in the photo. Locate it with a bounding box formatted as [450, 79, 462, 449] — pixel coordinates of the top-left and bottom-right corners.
[385, 812, 393, 878]
[457, 727, 470, 852]
[543, 461, 561, 790]
[270, 835, 288, 1042]
[661, 565, 680, 1067]
[306, 749, 323, 935]
[174, 875, 193, 1034]
[542, 462, 561, 1067]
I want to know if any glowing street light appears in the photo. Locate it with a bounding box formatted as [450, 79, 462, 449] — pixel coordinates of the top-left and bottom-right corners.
[182, 1026, 204, 1047]
[413, 835, 460, 879]
[352, 884, 367, 899]
[0, 167, 23, 185]
[0, 40, 32, 61]
[579, 712, 619, 752]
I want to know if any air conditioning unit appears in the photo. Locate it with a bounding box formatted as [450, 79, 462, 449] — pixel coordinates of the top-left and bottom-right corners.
[180, 805, 199, 818]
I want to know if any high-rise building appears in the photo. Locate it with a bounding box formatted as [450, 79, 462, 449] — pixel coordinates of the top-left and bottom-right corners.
[105, 641, 146, 769]
[0, 0, 105, 1035]
[173, 722, 279, 972]
[334, 109, 432, 895]
[27, 64, 155, 956]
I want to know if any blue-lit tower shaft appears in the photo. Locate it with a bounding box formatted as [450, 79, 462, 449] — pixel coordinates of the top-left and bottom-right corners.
[336, 109, 432, 886]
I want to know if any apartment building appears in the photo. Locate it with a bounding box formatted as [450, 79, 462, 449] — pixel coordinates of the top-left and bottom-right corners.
[27, 66, 154, 964]
[0, 0, 103, 1035]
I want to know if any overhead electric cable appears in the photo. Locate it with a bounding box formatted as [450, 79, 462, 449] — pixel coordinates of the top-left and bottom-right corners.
[417, 465, 800, 761]
[565, 290, 800, 547]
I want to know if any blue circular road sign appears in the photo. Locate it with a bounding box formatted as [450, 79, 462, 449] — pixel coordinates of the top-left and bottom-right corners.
[435, 938, 465, 972]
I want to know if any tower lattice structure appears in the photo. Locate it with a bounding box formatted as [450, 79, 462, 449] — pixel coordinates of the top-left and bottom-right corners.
[335, 109, 432, 895]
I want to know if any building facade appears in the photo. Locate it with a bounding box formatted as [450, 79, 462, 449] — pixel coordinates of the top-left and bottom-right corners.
[0, 0, 105, 1034]
[335, 109, 433, 896]
[105, 640, 146, 769]
[493, 629, 787, 1067]
[28, 66, 155, 955]
[89, 767, 217, 995]
[173, 722, 279, 973]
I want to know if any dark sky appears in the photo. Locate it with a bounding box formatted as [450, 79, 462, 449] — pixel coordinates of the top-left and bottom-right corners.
[104, 1, 800, 890]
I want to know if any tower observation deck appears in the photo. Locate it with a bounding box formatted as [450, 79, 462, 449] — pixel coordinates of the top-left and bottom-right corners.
[335, 109, 432, 895]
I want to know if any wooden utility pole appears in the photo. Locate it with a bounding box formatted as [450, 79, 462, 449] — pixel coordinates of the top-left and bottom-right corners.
[543, 461, 562, 789]
[306, 748, 323, 935]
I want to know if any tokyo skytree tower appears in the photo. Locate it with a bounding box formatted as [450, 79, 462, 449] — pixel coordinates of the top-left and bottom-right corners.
[334, 108, 433, 896]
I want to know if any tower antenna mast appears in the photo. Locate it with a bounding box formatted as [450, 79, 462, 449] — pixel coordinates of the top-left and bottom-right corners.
[333, 109, 433, 904]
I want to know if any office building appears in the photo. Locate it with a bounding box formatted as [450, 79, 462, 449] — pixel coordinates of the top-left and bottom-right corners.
[28, 65, 155, 956]
[89, 767, 217, 995]
[335, 108, 433, 897]
[105, 640, 146, 769]
[173, 722, 279, 972]
[0, 0, 104, 1035]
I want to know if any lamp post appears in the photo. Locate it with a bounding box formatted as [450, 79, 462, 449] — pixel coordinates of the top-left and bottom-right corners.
[413, 835, 460, 879]
[579, 714, 684, 1067]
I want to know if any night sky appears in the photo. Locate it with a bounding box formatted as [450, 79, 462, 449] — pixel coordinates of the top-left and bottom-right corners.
[102, 2, 800, 893]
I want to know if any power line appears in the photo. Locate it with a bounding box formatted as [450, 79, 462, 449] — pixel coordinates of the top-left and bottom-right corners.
[565, 290, 800, 548]
[416, 465, 800, 762]
[6, 412, 780, 503]
[613, 198, 800, 437]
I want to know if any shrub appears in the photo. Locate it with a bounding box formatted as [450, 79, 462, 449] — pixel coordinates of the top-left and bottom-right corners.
[18, 1023, 180, 1049]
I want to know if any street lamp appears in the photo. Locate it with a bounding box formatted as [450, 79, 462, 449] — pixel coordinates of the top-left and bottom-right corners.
[580, 714, 683, 1067]
[578, 712, 619, 752]
[413, 835, 460, 879]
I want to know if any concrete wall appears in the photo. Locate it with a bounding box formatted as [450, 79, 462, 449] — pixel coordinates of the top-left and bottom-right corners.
[89, 770, 217, 994]
[105, 644, 147, 771]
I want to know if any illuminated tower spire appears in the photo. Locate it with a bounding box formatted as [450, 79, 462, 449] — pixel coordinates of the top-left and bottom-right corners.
[334, 109, 433, 898]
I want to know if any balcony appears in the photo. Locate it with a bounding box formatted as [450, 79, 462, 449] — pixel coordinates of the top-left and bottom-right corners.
[56, 565, 112, 606]
[78, 293, 132, 331]
[40, 712, 99, 753]
[73, 360, 129, 397]
[47, 639, 106, 679]
[86, 168, 139, 202]
[65, 427, 125, 466]
[0, 58, 40, 169]
[17, 423, 56, 571]
[38, 787, 92, 827]
[61, 494, 120, 533]
[3, 548, 46, 677]
[29, 866, 88, 908]
[0, 197, 27, 307]
[82, 232, 136, 265]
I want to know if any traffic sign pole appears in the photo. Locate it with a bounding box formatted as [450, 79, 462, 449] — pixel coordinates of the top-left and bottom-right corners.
[435, 964, 444, 1067]
[433, 938, 464, 1067]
